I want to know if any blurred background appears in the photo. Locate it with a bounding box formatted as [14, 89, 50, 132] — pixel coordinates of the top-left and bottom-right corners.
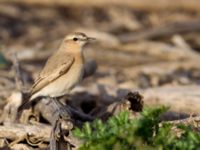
[0, 0, 200, 114]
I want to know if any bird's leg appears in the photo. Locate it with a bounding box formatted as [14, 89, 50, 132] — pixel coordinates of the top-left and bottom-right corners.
[51, 97, 62, 111]
[49, 97, 61, 115]
[52, 97, 57, 102]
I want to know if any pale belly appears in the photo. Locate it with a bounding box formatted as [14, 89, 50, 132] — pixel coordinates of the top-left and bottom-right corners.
[31, 64, 84, 99]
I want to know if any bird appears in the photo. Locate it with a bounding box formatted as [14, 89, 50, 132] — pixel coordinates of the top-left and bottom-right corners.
[19, 32, 95, 110]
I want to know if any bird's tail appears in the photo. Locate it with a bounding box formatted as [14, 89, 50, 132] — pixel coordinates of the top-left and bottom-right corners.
[18, 93, 32, 111]
[18, 93, 40, 112]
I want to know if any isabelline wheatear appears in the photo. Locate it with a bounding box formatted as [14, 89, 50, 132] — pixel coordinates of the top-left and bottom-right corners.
[19, 32, 95, 109]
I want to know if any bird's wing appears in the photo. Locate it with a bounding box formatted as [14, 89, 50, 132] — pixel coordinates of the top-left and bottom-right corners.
[31, 51, 74, 95]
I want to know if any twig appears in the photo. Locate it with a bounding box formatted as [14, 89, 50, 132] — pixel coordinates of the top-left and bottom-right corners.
[119, 20, 200, 43]
[161, 116, 200, 137]
[168, 116, 200, 127]
[11, 53, 24, 91]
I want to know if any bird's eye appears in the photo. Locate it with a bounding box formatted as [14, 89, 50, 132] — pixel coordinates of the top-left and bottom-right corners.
[73, 37, 78, 41]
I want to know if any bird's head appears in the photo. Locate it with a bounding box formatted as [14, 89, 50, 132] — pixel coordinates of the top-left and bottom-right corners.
[63, 32, 96, 47]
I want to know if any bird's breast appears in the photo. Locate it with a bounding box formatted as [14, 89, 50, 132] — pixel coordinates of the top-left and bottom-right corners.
[34, 63, 84, 98]
[58, 63, 84, 93]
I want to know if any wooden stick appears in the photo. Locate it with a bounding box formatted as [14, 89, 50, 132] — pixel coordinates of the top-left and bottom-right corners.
[0, 123, 51, 142]
[168, 116, 200, 127]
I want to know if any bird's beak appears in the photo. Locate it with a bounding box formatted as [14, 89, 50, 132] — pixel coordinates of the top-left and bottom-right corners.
[87, 37, 96, 42]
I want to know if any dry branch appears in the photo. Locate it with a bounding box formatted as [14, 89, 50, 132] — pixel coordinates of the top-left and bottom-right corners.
[11, 53, 24, 91]
[0, 91, 22, 123]
[162, 116, 200, 137]
[169, 116, 200, 128]
[0, 123, 51, 142]
[119, 20, 200, 43]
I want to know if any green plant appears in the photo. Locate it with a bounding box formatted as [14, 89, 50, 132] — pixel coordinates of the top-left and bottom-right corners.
[73, 107, 200, 150]
[0, 52, 8, 68]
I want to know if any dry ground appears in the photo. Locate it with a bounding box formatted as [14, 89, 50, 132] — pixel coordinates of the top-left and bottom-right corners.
[0, 1, 200, 149]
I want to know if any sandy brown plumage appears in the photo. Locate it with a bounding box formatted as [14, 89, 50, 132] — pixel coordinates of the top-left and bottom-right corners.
[19, 32, 95, 110]
[31, 51, 74, 95]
